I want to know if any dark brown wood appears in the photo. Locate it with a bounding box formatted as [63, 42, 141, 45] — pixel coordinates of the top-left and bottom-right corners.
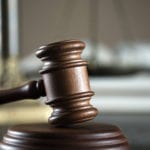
[0, 122, 130, 150]
[0, 40, 98, 126]
[0, 79, 45, 104]
[0, 40, 130, 149]
[36, 40, 98, 126]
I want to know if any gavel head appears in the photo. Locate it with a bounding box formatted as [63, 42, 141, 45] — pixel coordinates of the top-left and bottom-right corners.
[36, 40, 98, 126]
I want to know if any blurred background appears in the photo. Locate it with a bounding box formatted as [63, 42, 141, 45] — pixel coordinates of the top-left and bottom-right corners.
[0, 0, 150, 149]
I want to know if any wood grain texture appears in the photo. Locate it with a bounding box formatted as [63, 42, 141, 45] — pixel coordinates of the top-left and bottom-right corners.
[36, 40, 98, 126]
[0, 40, 98, 126]
[0, 80, 45, 104]
[0, 40, 129, 149]
[0, 122, 129, 150]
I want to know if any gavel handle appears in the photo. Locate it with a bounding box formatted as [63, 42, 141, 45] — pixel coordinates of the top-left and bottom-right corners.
[0, 79, 46, 105]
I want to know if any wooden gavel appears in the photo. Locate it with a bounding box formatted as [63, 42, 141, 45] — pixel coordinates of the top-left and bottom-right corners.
[0, 40, 98, 126]
[0, 40, 130, 150]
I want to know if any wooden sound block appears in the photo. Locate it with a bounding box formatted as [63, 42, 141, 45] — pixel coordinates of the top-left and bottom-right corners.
[0, 122, 129, 150]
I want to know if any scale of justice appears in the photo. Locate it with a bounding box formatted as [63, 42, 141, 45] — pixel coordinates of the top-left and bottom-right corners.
[0, 40, 130, 150]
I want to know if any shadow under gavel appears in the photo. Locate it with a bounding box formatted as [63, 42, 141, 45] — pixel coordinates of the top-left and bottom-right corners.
[0, 40, 98, 126]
